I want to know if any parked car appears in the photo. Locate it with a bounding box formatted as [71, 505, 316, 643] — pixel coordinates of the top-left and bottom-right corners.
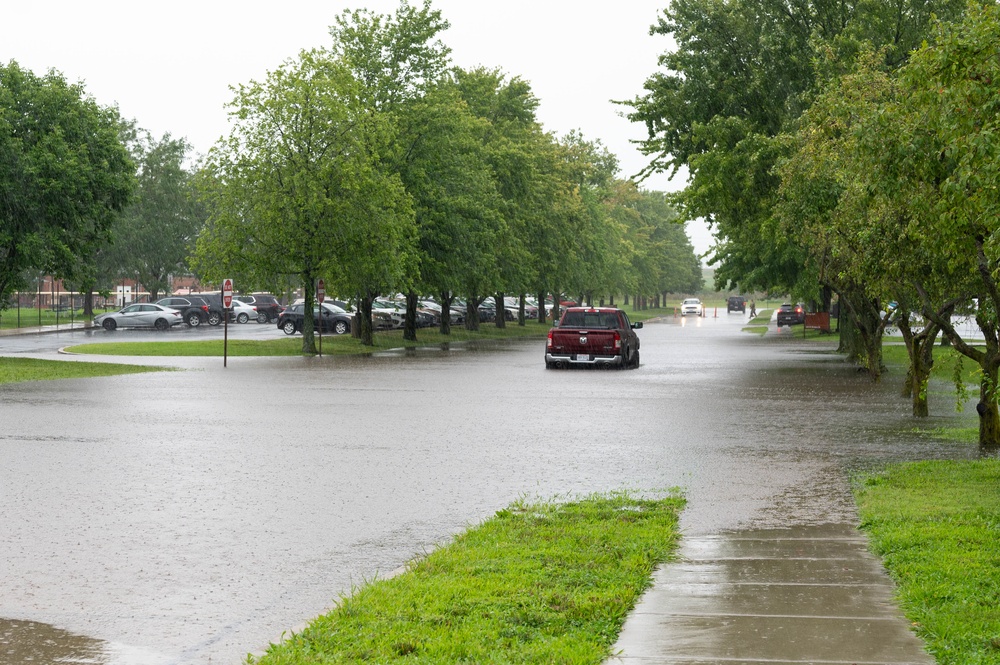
[233, 294, 283, 323]
[94, 303, 183, 331]
[229, 299, 258, 324]
[277, 303, 353, 335]
[776, 303, 806, 327]
[680, 298, 703, 316]
[179, 292, 225, 326]
[155, 296, 211, 327]
[372, 299, 404, 329]
[727, 296, 747, 313]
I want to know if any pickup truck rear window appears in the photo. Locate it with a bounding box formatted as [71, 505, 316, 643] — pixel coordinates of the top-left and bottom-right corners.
[561, 312, 619, 328]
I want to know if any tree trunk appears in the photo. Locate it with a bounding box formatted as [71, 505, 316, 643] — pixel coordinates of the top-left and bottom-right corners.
[301, 278, 317, 354]
[465, 294, 480, 331]
[537, 291, 547, 324]
[517, 294, 526, 326]
[978, 363, 1000, 446]
[624, 294, 629, 305]
[609, 294, 615, 306]
[898, 311, 939, 418]
[404, 291, 418, 342]
[83, 291, 94, 317]
[494, 292, 506, 329]
[359, 294, 374, 346]
[439, 290, 452, 335]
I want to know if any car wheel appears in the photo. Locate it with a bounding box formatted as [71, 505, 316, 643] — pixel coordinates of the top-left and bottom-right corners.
[237, 313, 249, 324]
[207, 312, 222, 326]
[629, 349, 640, 369]
[186, 312, 201, 327]
[102, 319, 117, 331]
[545, 361, 557, 369]
[282, 320, 297, 335]
[256, 312, 268, 324]
[154, 318, 169, 331]
[334, 320, 349, 335]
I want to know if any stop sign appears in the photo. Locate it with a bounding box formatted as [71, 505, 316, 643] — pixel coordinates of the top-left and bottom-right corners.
[316, 278, 325, 304]
[222, 278, 233, 308]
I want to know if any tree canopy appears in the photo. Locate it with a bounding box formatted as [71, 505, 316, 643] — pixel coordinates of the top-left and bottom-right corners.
[0, 61, 135, 306]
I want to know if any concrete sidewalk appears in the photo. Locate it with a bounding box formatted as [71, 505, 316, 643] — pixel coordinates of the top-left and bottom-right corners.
[607, 523, 933, 665]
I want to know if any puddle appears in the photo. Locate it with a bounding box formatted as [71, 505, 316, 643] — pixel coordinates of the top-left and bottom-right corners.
[0, 618, 172, 664]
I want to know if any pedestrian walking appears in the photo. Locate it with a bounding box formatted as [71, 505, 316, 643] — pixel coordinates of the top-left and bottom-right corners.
[749, 300, 757, 318]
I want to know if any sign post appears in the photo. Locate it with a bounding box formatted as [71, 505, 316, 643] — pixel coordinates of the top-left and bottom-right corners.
[222, 279, 233, 367]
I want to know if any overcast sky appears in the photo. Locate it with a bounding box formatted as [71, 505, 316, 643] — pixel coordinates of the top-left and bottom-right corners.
[2, 1, 713, 260]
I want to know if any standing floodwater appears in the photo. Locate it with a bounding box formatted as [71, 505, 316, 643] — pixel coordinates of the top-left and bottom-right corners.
[0, 313, 972, 663]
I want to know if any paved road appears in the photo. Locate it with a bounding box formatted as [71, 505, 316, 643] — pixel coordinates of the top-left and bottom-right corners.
[0, 313, 967, 664]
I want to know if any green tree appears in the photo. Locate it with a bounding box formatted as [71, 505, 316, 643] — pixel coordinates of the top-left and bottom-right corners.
[115, 132, 204, 301]
[194, 49, 413, 353]
[868, 4, 1000, 444]
[0, 61, 135, 307]
[626, 0, 967, 313]
[328, 0, 454, 341]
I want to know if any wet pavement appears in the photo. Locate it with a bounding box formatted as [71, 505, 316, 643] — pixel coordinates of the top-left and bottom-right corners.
[0, 312, 978, 663]
[608, 523, 934, 664]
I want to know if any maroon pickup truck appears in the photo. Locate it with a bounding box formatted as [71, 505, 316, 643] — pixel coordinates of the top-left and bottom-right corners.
[545, 307, 642, 369]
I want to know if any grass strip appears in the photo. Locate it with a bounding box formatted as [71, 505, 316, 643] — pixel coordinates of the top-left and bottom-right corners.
[0, 357, 168, 384]
[248, 491, 685, 665]
[61, 307, 672, 357]
[853, 460, 1000, 664]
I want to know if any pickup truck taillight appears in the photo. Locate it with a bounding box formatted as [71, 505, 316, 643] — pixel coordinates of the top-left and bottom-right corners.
[547, 329, 554, 349]
[613, 331, 621, 350]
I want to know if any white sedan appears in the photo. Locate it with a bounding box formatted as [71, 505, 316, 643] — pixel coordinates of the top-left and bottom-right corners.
[680, 298, 703, 316]
[228, 299, 259, 323]
[93, 303, 184, 331]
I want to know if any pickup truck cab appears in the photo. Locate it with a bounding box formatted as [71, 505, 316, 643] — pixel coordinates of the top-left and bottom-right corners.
[545, 307, 642, 369]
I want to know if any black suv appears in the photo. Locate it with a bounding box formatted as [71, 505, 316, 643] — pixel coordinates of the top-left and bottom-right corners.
[156, 296, 211, 327]
[776, 303, 806, 327]
[727, 296, 747, 313]
[234, 294, 283, 323]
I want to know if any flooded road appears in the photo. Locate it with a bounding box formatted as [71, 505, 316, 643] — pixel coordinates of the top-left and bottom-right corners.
[0, 313, 975, 664]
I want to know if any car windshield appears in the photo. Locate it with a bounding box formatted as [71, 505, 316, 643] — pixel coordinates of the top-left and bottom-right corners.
[684, 299, 700, 305]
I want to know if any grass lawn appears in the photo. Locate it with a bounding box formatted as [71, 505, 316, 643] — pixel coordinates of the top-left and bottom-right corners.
[881, 342, 981, 443]
[853, 460, 1000, 665]
[66, 308, 676, 357]
[0, 357, 168, 384]
[67, 321, 554, 356]
[249, 492, 684, 665]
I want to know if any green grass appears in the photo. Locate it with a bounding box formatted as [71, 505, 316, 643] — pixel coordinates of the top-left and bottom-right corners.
[0, 357, 168, 384]
[854, 461, 1000, 664]
[248, 491, 685, 665]
[0, 308, 92, 329]
[67, 321, 554, 356]
[881, 343, 982, 385]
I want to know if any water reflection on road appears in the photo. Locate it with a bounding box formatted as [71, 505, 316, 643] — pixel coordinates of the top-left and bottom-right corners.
[0, 312, 976, 663]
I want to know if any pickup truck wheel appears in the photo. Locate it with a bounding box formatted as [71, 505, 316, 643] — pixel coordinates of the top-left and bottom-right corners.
[545, 361, 558, 369]
[629, 349, 640, 369]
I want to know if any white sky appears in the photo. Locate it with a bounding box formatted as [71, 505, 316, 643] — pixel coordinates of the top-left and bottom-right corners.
[1, 1, 713, 260]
